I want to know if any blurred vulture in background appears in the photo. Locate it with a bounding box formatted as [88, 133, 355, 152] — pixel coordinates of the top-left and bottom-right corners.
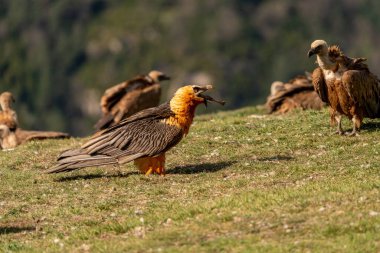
[0, 92, 18, 130]
[0, 92, 69, 150]
[95, 70, 170, 130]
[308, 40, 380, 136]
[266, 74, 325, 114]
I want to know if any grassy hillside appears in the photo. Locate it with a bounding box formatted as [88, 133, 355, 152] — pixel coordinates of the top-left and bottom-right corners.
[0, 107, 380, 252]
[3, 0, 380, 135]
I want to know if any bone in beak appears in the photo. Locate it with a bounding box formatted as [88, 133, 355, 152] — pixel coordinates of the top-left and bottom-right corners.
[203, 95, 225, 105]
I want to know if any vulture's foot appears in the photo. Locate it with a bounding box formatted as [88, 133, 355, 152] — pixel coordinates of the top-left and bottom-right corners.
[346, 123, 360, 136]
[346, 128, 359, 137]
[345, 130, 359, 137]
[332, 130, 345, 136]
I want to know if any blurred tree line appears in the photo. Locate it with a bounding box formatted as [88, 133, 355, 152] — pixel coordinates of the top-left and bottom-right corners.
[1, 0, 380, 135]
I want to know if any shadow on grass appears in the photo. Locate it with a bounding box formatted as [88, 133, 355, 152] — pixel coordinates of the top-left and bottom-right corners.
[0, 226, 35, 235]
[55, 161, 235, 180]
[55, 171, 139, 182]
[168, 161, 236, 174]
[361, 121, 380, 132]
[257, 155, 293, 162]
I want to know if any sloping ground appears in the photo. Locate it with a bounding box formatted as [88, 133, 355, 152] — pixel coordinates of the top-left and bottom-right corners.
[0, 107, 379, 252]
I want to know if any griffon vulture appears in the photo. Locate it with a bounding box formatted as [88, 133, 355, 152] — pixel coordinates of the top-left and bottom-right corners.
[0, 91, 69, 149]
[308, 40, 380, 135]
[0, 92, 18, 130]
[94, 70, 170, 130]
[266, 74, 325, 114]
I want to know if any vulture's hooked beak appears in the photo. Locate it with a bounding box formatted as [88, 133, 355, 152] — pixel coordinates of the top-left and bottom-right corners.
[307, 48, 317, 58]
[194, 85, 226, 107]
[159, 74, 171, 81]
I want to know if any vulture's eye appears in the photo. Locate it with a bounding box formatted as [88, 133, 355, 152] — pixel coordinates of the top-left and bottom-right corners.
[193, 87, 200, 93]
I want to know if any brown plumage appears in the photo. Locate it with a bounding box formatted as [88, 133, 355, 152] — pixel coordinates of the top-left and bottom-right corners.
[14, 129, 69, 143]
[308, 40, 380, 135]
[0, 92, 18, 130]
[0, 127, 70, 150]
[46, 85, 225, 175]
[0, 91, 70, 149]
[95, 70, 170, 130]
[0, 125, 17, 149]
[266, 74, 325, 114]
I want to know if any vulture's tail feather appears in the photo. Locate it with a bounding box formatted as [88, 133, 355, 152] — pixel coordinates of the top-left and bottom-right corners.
[45, 148, 117, 174]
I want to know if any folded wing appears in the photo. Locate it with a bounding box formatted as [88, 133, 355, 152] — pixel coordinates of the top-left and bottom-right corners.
[96, 76, 159, 130]
[47, 103, 183, 173]
[311, 68, 329, 103]
[342, 70, 380, 118]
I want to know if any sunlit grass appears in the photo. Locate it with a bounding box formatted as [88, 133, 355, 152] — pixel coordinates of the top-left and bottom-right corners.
[0, 107, 379, 252]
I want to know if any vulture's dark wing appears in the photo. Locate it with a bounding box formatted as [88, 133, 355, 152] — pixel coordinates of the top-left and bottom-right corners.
[95, 76, 154, 130]
[109, 84, 161, 125]
[266, 77, 314, 113]
[312, 67, 329, 103]
[100, 76, 152, 113]
[46, 103, 183, 173]
[342, 70, 380, 118]
[15, 129, 69, 144]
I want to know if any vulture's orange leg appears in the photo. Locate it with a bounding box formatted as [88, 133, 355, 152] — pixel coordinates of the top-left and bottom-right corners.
[134, 153, 166, 176]
[155, 166, 166, 176]
[145, 167, 153, 176]
[153, 154, 166, 176]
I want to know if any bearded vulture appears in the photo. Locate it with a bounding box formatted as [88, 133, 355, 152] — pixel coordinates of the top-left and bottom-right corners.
[46, 85, 225, 175]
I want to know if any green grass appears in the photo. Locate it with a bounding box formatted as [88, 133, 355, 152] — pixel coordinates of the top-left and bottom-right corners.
[0, 107, 380, 252]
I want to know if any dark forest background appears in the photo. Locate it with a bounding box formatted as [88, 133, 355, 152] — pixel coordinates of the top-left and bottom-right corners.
[1, 0, 380, 136]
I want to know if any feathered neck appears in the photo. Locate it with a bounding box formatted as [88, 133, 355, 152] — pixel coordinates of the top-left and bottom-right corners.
[166, 88, 202, 135]
[0, 101, 11, 111]
[317, 53, 335, 70]
[0, 124, 10, 137]
[317, 45, 342, 71]
[0, 93, 14, 112]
